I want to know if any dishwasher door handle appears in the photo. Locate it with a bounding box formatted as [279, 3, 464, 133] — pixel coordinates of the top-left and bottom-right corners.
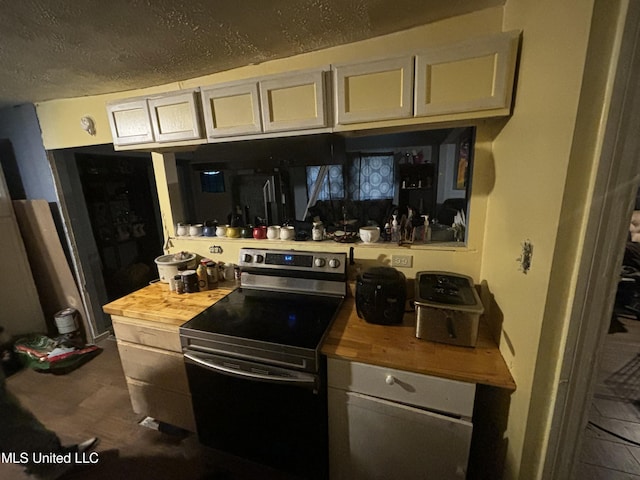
[184, 351, 318, 389]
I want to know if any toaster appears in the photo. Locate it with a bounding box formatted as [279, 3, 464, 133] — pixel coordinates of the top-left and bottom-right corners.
[356, 266, 406, 325]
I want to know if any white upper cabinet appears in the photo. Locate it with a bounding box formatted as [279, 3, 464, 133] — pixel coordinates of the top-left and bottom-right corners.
[106, 98, 155, 146]
[148, 90, 203, 143]
[259, 69, 329, 132]
[201, 81, 262, 138]
[333, 57, 414, 125]
[201, 68, 330, 139]
[414, 31, 520, 117]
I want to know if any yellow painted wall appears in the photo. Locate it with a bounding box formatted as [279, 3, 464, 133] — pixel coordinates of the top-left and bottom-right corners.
[31, 1, 626, 478]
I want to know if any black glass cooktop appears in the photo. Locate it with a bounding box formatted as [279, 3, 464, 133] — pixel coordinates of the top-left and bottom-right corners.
[181, 288, 344, 351]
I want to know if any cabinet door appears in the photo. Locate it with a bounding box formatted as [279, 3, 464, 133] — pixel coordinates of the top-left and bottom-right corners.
[106, 98, 154, 146]
[259, 69, 328, 132]
[201, 81, 262, 138]
[328, 388, 472, 480]
[148, 90, 203, 143]
[333, 56, 414, 125]
[415, 31, 520, 117]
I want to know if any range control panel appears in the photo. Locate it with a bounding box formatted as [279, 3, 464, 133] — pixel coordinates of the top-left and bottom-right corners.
[238, 248, 347, 275]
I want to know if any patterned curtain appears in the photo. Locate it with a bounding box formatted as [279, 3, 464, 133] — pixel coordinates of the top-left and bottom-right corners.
[306, 165, 344, 201]
[347, 153, 395, 200]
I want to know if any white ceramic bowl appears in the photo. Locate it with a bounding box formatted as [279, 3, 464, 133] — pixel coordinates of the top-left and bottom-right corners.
[359, 226, 380, 243]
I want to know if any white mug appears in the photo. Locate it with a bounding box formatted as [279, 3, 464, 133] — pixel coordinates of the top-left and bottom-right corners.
[359, 226, 380, 243]
[280, 226, 295, 241]
[267, 225, 281, 240]
[215, 225, 227, 237]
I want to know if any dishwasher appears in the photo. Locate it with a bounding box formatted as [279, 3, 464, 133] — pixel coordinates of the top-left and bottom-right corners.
[327, 358, 475, 479]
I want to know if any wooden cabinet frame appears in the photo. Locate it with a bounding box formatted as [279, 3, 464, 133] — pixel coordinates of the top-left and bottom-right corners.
[415, 31, 520, 117]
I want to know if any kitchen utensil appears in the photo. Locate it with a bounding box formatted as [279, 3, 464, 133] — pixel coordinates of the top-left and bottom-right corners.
[154, 252, 197, 283]
[189, 224, 203, 236]
[176, 223, 189, 236]
[253, 225, 267, 239]
[267, 225, 281, 240]
[359, 226, 380, 243]
[216, 225, 227, 237]
[414, 271, 484, 347]
[280, 225, 295, 240]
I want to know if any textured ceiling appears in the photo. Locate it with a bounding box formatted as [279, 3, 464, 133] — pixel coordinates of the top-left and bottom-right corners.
[0, 0, 504, 109]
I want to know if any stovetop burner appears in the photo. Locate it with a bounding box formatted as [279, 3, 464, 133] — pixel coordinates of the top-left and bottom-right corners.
[180, 248, 347, 372]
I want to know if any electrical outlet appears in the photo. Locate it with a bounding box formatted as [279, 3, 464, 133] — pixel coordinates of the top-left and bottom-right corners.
[391, 254, 413, 268]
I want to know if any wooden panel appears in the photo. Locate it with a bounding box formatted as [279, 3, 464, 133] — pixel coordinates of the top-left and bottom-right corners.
[148, 90, 202, 143]
[328, 357, 475, 418]
[106, 98, 154, 146]
[0, 166, 45, 337]
[334, 56, 413, 125]
[415, 31, 520, 117]
[103, 282, 235, 325]
[259, 69, 328, 132]
[117, 339, 189, 393]
[13, 200, 87, 338]
[201, 81, 262, 137]
[112, 315, 182, 352]
[321, 297, 516, 390]
[126, 377, 196, 432]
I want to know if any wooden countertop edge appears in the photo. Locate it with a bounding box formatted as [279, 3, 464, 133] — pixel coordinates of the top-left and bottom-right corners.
[104, 284, 516, 391]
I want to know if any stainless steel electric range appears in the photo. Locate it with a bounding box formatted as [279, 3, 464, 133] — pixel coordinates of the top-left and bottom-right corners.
[179, 248, 347, 479]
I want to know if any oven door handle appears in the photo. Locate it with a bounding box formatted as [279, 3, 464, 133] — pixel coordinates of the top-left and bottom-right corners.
[184, 352, 318, 389]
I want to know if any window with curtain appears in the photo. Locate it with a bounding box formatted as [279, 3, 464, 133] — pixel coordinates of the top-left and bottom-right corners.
[306, 154, 395, 202]
[347, 153, 395, 200]
[305, 165, 344, 201]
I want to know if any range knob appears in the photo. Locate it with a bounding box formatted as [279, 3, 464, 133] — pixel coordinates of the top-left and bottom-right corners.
[314, 258, 326, 268]
[328, 258, 341, 269]
[255, 254, 264, 263]
[242, 253, 253, 263]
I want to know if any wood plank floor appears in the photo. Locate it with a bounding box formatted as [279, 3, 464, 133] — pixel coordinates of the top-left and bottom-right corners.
[577, 313, 640, 479]
[1, 337, 299, 480]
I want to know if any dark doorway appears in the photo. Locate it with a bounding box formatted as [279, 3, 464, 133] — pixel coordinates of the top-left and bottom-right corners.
[75, 154, 163, 301]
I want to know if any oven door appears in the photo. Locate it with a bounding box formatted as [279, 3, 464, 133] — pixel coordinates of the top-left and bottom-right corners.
[184, 349, 328, 479]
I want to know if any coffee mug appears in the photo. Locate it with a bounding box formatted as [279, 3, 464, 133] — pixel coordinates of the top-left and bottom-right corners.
[267, 225, 281, 240]
[176, 223, 189, 237]
[280, 225, 295, 241]
[189, 224, 203, 236]
[215, 225, 227, 237]
[253, 226, 267, 239]
[359, 226, 380, 243]
[226, 226, 241, 238]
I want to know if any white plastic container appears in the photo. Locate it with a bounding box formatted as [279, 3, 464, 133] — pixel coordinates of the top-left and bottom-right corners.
[154, 252, 197, 283]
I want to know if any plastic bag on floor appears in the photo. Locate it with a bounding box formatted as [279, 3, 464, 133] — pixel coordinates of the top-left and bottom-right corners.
[14, 334, 101, 374]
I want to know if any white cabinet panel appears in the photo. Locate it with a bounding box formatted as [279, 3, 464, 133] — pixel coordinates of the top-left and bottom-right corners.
[148, 90, 203, 143]
[415, 31, 520, 116]
[333, 56, 414, 125]
[259, 69, 329, 132]
[106, 98, 154, 146]
[328, 389, 473, 480]
[201, 81, 262, 138]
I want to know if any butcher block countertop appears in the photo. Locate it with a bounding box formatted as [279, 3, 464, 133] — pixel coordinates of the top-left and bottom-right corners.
[103, 282, 515, 391]
[102, 281, 236, 328]
[321, 297, 516, 391]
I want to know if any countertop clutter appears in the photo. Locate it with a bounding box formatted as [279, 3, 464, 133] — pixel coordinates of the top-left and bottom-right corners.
[104, 281, 515, 391]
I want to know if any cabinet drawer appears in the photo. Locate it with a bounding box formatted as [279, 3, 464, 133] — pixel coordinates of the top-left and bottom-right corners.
[327, 358, 475, 418]
[125, 377, 196, 432]
[112, 315, 182, 352]
[117, 340, 189, 394]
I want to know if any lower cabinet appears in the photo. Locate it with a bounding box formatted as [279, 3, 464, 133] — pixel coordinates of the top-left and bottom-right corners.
[327, 358, 475, 480]
[112, 315, 195, 432]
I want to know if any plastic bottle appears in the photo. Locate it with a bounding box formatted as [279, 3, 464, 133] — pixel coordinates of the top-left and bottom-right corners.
[197, 261, 208, 291]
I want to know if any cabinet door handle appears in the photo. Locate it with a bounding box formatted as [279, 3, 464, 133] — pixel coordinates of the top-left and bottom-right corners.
[385, 375, 395, 385]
